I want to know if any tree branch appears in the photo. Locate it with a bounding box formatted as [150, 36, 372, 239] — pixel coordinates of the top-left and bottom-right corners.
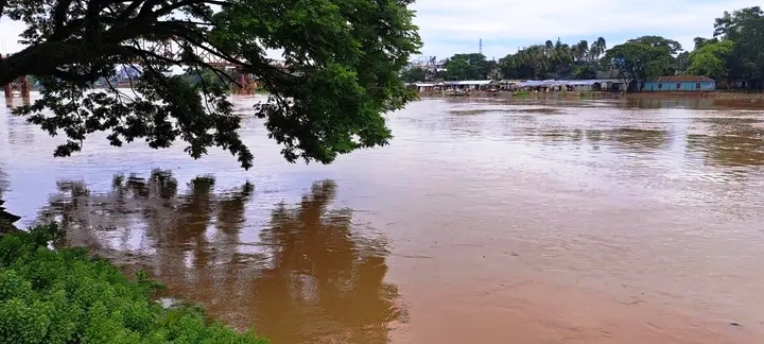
[52, 0, 75, 36]
[0, 41, 83, 86]
[117, 0, 146, 21]
[0, 0, 7, 18]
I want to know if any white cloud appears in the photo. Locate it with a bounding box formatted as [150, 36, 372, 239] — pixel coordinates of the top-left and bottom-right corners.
[1, 1, 759, 61]
[410, 0, 760, 59]
[0, 17, 25, 56]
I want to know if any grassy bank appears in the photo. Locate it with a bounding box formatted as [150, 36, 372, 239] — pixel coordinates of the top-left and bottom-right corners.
[0, 223, 268, 344]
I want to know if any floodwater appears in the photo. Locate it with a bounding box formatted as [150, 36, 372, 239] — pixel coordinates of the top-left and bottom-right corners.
[1, 94, 764, 344]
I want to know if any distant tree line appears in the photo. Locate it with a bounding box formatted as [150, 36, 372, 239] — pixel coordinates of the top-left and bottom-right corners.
[401, 6, 764, 91]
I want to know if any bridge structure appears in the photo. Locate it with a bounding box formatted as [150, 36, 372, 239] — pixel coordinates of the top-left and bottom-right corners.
[130, 39, 270, 95]
[2, 40, 276, 99]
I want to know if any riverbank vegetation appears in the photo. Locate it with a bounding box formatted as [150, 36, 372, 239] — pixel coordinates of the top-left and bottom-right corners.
[402, 6, 764, 93]
[0, 223, 268, 344]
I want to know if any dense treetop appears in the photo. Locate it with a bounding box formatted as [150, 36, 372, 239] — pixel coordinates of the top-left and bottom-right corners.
[0, 0, 422, 169]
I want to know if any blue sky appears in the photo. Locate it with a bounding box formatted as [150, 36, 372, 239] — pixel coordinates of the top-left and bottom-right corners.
[0, 0, 760, 60]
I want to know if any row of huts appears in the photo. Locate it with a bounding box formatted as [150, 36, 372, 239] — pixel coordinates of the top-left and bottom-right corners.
[407, 76, 716, 93]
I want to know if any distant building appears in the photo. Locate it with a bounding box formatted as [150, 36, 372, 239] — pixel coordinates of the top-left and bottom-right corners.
[643, 76, 715, 92]
[409, 83, 435, 92]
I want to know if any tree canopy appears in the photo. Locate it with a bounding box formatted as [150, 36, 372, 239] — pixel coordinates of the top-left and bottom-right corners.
[497, 37, 607, 80]
[686, 40, 734, 82]
[707, 6, 764, 88]
[400, 66, 428, 83]
[605, 36, 678, 92]
[0, 0, 422, 169]
[443, 53, 491, 81]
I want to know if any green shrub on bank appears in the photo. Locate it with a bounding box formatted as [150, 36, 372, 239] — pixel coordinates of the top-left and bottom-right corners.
[514, 90, 530, 97]
[0, 224, 268, 344]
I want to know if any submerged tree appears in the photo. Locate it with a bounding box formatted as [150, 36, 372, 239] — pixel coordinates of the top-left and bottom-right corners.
[0, 0, 422, 169]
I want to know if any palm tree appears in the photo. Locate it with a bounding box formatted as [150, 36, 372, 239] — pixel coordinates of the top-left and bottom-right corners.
[571, 40, 589, 62]
[577, 40, 589, 62]
[590, 37, 607, 60]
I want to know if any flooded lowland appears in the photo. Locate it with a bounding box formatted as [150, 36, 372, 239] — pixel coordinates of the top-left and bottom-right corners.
[1, 95, 764, 344]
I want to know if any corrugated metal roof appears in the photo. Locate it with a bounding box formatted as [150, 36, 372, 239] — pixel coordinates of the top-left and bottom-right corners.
[654, 75, 715, 83]
[516, 80, 545, 87]
[517, 80, 568, 87]
[408, 78, 625, 88]
[455, 80, 492, 85]
[515, 79, 621, 87]
[564, 80, 601, 86]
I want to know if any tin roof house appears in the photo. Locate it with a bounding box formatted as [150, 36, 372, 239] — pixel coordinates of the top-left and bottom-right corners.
[643, 76, 716, 92]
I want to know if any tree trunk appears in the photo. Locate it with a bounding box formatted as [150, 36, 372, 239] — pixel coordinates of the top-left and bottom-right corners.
[627, 79, 639, 93]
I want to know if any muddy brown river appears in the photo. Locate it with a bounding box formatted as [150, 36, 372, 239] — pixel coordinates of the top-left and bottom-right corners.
[1, 94, 764, 344]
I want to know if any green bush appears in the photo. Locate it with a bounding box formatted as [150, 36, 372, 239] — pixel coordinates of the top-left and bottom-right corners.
[0, 224, 268, 344]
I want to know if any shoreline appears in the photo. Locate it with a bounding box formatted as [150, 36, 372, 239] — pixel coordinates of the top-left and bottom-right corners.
[416, 90, 764, 102]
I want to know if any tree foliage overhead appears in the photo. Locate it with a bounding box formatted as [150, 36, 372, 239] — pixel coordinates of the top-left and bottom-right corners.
[0, 0, 422, 169]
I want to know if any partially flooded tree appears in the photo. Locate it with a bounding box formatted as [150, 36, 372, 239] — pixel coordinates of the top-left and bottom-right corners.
[0, 0, 422, 169]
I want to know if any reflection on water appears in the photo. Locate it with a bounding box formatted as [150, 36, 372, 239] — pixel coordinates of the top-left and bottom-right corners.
[0, 165, 16, 229]
[252, 181, 405, 344]
[37, 172, 405, 344]
[687, 117, 764, 168]
[512, 127, 671, 153]
[614, 97, 760, 110]
[2, 101, 35, 146]
[3, 95, 31, 109]
[0, 165, 7, 200]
